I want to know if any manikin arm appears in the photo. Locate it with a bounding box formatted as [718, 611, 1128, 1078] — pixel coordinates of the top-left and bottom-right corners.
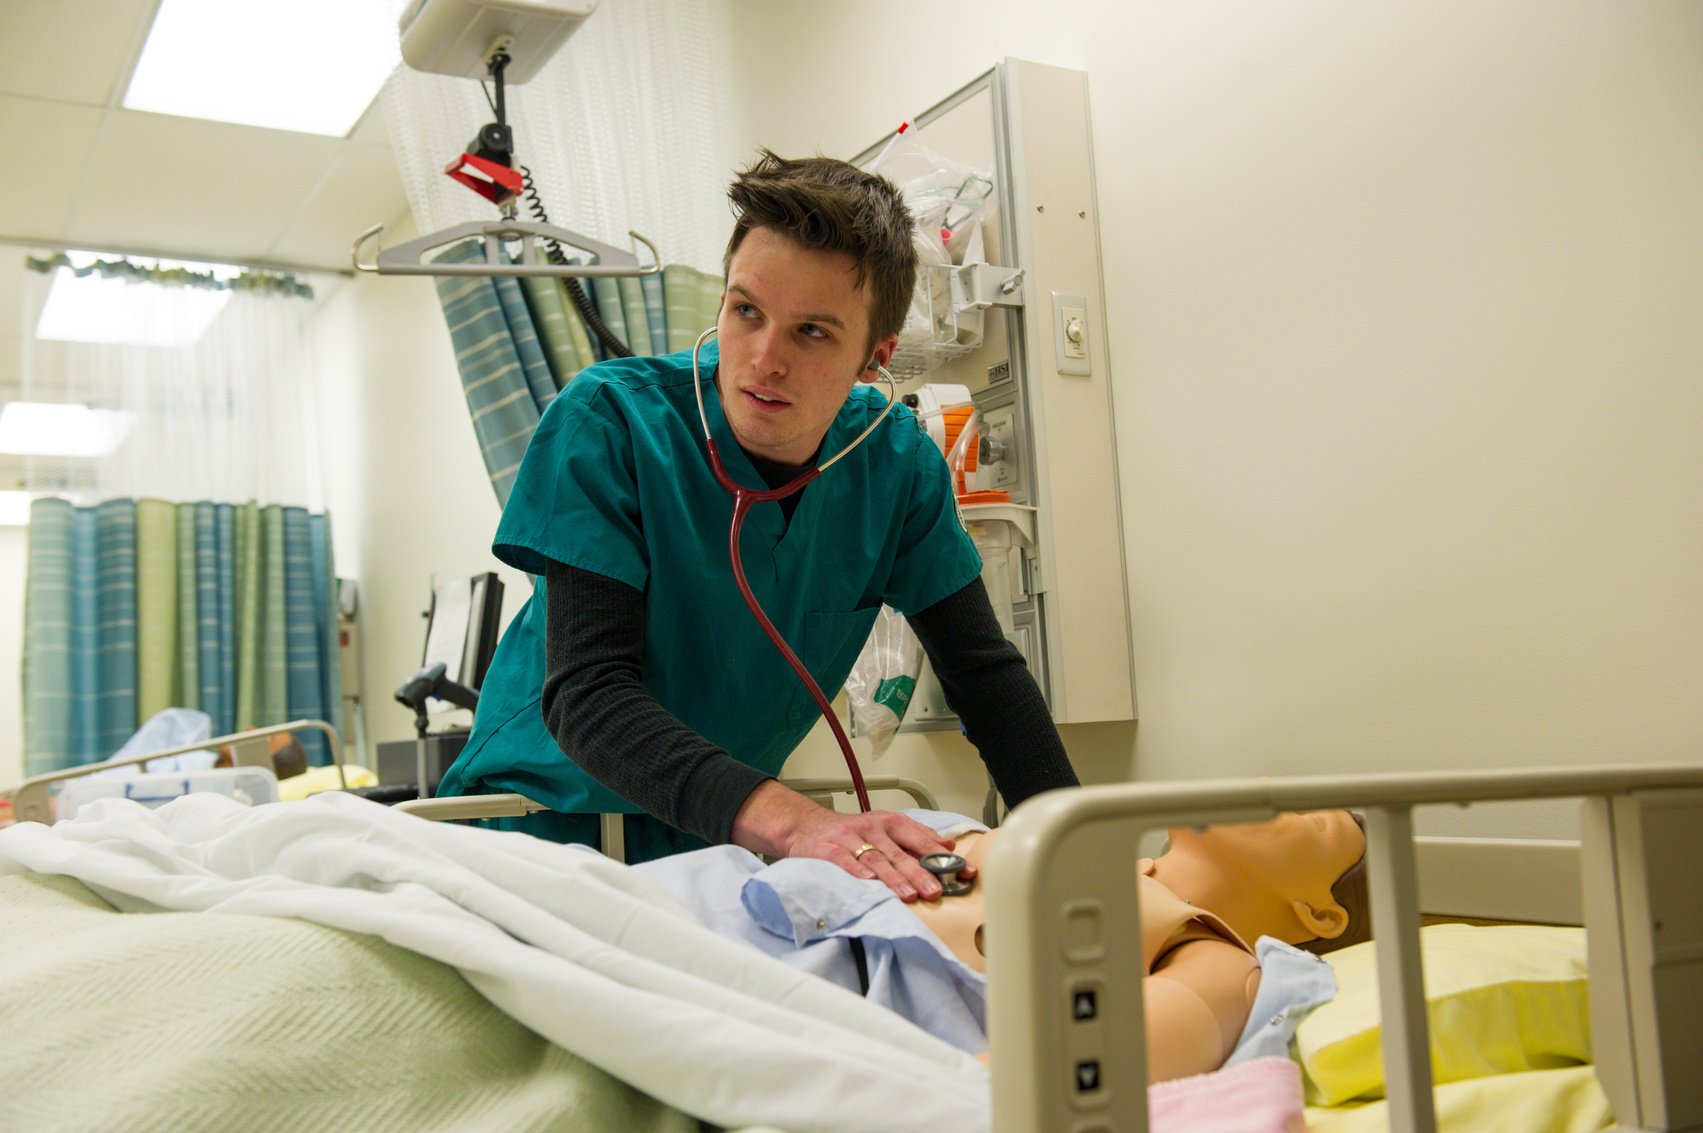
[1142, 937, 1263, 1083]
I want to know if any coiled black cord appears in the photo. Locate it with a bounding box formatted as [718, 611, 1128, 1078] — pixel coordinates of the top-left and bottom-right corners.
[518, 165, 633, 359]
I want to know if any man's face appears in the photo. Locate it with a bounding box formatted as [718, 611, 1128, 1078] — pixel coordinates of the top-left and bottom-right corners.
[716, 226, 898, 466]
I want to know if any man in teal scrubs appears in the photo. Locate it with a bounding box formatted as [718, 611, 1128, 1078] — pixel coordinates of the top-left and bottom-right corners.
[438, 151, 1077, 901]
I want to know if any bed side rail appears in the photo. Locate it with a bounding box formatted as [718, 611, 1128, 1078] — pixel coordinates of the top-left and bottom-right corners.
[393, 775, 943, 864]
[983, 764, 1703, 1133]
[4, 719, 344, 826]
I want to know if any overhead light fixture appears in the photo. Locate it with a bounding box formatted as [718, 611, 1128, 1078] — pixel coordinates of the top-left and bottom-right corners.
[0, 403, 131, 458]
[123, 0, 404, 137]
[34, 251, 237, 347]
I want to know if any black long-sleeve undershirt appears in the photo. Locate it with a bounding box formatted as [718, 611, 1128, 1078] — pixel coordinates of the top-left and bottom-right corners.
[540, 560, 1079, 846]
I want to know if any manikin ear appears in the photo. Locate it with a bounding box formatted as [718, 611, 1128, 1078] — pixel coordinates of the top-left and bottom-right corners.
[1291, 897, 1350, 942]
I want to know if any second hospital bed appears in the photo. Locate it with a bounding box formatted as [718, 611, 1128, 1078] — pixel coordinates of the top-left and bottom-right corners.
[1, 753, 1699, 1133]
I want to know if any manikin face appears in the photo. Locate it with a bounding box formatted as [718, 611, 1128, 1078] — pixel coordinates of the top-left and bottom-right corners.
[715, 226, 898, 466]
[1165, 810, 1364, 900]
[1159, 810, 1366, 945]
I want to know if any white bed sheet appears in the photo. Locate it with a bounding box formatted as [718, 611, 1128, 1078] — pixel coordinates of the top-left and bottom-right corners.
[0, 791, 990, 1133]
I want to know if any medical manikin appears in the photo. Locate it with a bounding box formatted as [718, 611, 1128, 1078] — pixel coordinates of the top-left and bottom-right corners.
[635, 809, 1367, 1083]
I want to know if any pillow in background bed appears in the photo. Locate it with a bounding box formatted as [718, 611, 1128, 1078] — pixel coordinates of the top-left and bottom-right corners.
[1294, 923, 1591, 1107]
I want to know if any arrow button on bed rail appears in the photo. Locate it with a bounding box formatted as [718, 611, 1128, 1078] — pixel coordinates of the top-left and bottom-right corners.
[1074, 1060, 1101, 1093]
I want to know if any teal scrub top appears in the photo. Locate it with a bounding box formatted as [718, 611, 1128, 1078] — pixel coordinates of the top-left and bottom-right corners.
[437, 343, 982, 817]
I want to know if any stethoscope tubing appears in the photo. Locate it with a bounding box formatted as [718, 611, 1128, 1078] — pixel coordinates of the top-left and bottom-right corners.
[692, 326, 899, 813]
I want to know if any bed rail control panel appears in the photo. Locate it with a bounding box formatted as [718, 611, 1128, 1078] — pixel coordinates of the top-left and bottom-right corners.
[987, 812, 1153, 1131]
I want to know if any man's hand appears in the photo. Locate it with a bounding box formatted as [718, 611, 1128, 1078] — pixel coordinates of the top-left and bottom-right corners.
[730, 780, 975, 901]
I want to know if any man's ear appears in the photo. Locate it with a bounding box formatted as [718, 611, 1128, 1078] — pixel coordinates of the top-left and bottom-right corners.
[1291, 897, 1350, 941]
[867, 332, 899, 374]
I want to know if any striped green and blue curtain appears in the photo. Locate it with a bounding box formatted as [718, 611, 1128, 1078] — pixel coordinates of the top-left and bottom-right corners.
[21, 498, 342, 777]
[432, 245, 724, 505]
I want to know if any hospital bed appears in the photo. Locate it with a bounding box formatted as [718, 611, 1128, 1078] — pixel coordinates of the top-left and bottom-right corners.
[2, 756, 1699, 1132]
[391, 776, 942, 861]
[2, 719, 351, 827]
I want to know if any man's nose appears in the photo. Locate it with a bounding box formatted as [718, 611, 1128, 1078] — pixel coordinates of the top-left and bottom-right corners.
[748, 324, 790, 377]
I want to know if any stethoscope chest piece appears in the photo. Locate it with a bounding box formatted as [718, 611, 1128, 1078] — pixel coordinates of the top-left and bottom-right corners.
[920, 852, 974, 897]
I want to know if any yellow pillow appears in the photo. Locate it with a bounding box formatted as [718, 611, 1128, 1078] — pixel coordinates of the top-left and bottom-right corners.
[1294, 923, 1591, 1107]
[277, 763, 379, 801]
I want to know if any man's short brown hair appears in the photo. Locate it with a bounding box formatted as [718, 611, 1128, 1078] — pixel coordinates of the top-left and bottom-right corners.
[723, 150, 917, 355]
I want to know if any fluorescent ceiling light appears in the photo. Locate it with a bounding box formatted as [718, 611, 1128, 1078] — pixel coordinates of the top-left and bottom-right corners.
[0, 491, 42, 527]
[0, 403, 131, 458]
[35, 251, 237, 347]
[123, 0, 403, 137]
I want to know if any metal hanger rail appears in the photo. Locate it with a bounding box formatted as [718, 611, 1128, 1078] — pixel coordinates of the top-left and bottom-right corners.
[352, 218, 661, 279]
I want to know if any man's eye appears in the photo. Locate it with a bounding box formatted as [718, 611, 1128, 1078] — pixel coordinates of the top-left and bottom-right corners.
[799, 324, 828, 340]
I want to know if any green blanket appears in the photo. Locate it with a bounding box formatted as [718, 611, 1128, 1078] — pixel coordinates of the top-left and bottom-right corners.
[0, 874, 738, 1133]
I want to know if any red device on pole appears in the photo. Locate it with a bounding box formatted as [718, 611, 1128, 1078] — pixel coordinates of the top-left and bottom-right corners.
[446, 50, 522, 205]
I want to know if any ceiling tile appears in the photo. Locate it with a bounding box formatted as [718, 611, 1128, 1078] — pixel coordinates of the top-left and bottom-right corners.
[71, 109, 342, 265]
[0, 95, 107, 242]
[0, 0, 160, 106]
[268, 141, 408, 270]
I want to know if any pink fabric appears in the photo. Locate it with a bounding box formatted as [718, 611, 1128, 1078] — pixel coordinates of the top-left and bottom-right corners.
[1148, 1056, 1307, 1133]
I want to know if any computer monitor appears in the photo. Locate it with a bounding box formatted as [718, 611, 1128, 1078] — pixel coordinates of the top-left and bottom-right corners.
[420, 572, 504, 713]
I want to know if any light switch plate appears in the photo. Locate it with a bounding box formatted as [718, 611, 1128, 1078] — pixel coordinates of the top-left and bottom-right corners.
[1051, 291, 1090, 376]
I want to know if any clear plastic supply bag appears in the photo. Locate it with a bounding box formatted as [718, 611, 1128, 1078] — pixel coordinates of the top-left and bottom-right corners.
[866, 125, 1000, 371]
[844, 604, 925, 759]
[867, 127, 998, 267]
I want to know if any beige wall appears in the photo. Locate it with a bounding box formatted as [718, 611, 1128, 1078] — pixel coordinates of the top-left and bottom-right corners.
[719, 0, 1703, 834]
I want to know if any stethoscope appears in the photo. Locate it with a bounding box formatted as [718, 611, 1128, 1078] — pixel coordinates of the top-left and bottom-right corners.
[691, 325, 897, 815]
[920, 852, 974, 896]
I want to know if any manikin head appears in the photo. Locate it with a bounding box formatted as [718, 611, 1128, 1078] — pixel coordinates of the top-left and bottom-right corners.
[912, 811, 1369, 974]
[714, 152, 915, 466]
[1148, 810, 1369, 952]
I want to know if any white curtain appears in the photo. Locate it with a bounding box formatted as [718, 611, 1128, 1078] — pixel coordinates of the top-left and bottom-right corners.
[379, 0, 733, 275]
[18, 269, 327, 511]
